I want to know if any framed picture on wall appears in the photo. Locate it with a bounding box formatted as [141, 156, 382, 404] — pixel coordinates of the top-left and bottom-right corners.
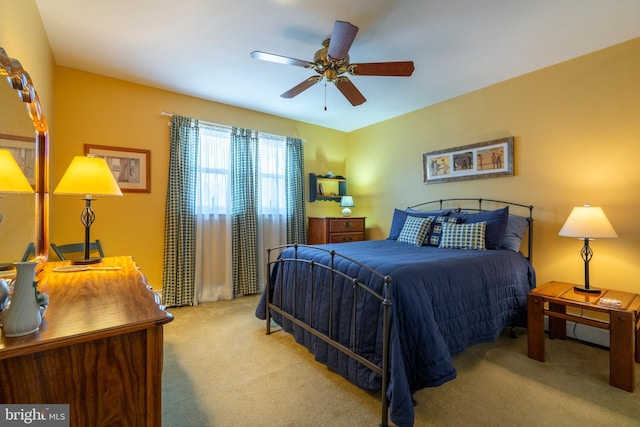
[422, 137, 514, 184]
[0, 134, 36, 186]
[84, 144, 151, 193]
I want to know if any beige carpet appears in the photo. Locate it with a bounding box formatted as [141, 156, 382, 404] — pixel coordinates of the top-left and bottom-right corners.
[162, 295, 640, 426]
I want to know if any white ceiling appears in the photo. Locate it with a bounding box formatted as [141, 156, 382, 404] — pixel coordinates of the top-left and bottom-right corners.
[35, 0, 640, 132]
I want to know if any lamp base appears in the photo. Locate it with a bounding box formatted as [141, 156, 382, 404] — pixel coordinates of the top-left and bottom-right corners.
[574, 285, 601, 295]
[71, 257, 102, 265]
[341, 207, 352, 217]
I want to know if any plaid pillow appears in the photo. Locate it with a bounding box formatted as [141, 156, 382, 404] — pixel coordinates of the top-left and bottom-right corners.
[425, 215, 461, 246]
[397, 216, 433, 246]
[439, 221, 487, 250]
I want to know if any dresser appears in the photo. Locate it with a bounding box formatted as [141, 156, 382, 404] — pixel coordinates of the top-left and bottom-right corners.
[0, 256, 173, 426]
[307, 217, 366, 244]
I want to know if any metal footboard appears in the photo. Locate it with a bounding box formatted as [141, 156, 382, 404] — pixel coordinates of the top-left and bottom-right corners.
[265, 244, 393, 427]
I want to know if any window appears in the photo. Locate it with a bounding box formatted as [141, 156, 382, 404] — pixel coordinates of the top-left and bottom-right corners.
[195, 125, 286, 215]
[196, 126, 230, 215]
[258, 134, 286, 215]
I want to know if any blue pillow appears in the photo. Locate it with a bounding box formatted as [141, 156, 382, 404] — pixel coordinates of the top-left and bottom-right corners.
[501, 215, 529, 252]
[425, 215, 460, 246]
[406, 208, 451, 216]
[388, 208, 449, 240]
[452, 206, 509, 250]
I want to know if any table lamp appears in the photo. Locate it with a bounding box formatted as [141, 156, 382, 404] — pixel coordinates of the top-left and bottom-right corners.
[558, 204, 617, 294]
[0, 148, 34, 225]
[54, 155, 122, 264]
[340, 195, 354, 217]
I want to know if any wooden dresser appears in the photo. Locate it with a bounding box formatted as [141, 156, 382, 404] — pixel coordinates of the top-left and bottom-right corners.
[0, 256, 173, 426]
[307, 217, 366, 244]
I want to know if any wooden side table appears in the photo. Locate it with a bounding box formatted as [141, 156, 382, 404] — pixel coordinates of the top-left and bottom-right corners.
[527, 281, 640, 392]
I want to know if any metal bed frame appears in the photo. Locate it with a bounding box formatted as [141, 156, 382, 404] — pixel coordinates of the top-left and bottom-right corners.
[263, 198, 534, 427]
[408, 198, 534, 262]
[265, 244, 393, 426]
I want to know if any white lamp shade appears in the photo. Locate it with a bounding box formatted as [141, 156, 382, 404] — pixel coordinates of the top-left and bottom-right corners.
[340, 196, 355, 207]
[54, 156, 123, 196]
[558, 205, 618, 239]
[0, 149, 34, 194]
[340, 195, 354, 217]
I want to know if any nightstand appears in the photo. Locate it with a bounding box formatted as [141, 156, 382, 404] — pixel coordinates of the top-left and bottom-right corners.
[527, 281, 640, 392]
[307, 217, 366, 244]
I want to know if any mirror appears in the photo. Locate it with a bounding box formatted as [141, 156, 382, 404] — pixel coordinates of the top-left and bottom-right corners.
[0, 47, 49, 262]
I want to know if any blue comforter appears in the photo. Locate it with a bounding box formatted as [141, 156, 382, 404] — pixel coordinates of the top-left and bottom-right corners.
[256, 240, 536, 426]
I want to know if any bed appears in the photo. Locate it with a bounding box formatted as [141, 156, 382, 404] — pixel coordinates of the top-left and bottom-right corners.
[255, 198, 536, 427]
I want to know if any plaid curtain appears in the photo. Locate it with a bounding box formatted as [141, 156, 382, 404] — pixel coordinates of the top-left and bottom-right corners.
[162, 115, 199, 306]
[286, 137, 306, 244]
[230, 127, 260, 296]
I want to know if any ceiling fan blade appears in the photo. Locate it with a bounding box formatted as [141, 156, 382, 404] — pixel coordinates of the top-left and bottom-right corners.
[250, 51, 313, 68]
[281, 76, 322, 98]
[327, 21, 358, 60]
[349, 61, 415, 76]
[334, 77, 366, 106]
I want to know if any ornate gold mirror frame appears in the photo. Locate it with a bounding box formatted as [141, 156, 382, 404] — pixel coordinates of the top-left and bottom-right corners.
[0, 47, 49, 260]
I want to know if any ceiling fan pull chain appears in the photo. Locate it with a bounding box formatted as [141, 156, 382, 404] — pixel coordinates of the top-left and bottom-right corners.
[324, 80, 328, 111]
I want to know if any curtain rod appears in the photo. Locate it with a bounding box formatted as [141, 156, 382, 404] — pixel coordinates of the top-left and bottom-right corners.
[161, 112, 232, 131]
[160, 112, 305, 142]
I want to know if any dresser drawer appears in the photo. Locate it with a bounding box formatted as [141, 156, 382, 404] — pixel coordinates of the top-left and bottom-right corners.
[329, 232, 364, 243]
[307, 217, 366, 245]
[329, 218, 365, 233]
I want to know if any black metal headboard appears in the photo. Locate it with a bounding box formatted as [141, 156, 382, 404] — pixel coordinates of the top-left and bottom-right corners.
[407, 198, 534, 262]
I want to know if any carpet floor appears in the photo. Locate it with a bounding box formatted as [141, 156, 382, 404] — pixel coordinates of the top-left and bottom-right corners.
[162, 295, 640, 426]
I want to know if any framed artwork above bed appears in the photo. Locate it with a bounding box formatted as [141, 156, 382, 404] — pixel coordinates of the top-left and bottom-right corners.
[423, 137, 513, 184]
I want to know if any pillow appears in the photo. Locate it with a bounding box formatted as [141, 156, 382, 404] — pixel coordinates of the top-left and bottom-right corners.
[425, 215, 460, 247]
[388, 208, 449, 240]
[452, 206, 509, 250]
[397, 216, 433, 246]
[405, 208, 451, 216]
[501, 215, 529, 252]
[388, 209, 408, 240]
[439, 222, 487, 250]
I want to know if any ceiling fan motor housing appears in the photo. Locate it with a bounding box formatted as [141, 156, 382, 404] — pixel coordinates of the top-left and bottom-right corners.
[313, 39, 349, 81]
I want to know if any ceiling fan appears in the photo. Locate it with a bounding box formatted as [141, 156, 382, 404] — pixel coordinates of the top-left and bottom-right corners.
[250, 20, 414, 107]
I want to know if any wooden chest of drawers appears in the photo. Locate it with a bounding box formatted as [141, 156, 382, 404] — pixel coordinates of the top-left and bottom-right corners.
[0, 256, 172, 426]
[307, 217, 366, 244]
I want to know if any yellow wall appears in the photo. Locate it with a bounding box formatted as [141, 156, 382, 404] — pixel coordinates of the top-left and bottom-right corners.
[53, 67, 348, 287]
[4, 0, 640, 295]
[0, 0, 56, 262]
[348, 37, 640, 293]
[0, 0, 55, 112]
